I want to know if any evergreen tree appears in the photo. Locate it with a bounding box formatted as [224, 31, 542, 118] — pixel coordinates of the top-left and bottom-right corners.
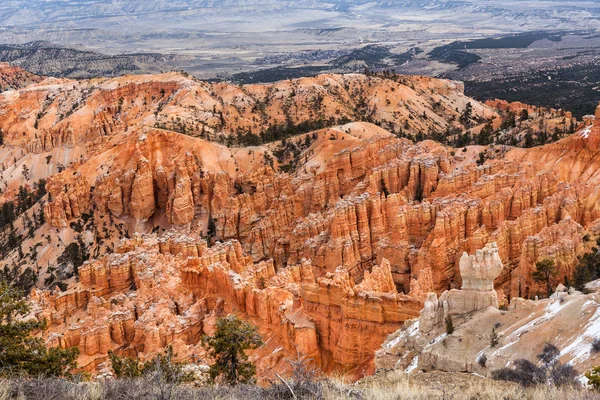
[207, 216, 217, 239]
[445, 315, 454, 335]
[532, 259, 558, 297]
[460, 102, 473, 126]
[477, 122, 494, 145]
[108, 351, 143, 378]
[0, 280, 79, 377]
[202, 315, 263, 385]
[524, 132, 534, 148]
[37, 207, 45, 226]
[572, 241, 600, 291]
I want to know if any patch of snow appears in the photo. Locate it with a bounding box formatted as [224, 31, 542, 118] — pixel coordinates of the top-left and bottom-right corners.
[229, 270, 242, 284]
[560, 305, 600, 363]
[386, 321, 419, 350]
[424, 332, 448, 350]
[385, 334, 403, 349]
[493, 299, 568, 355]
[409, 321, 420, 337]
[405, 355, 418, 373]
[545, 298, 567, 318]
[585, 279, 600, 292]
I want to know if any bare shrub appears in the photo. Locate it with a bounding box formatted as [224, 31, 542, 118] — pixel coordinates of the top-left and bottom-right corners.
[537, 343, 560, 368]
[477, 354, 488, 368]
[550, 363, 578, 388]
[269, 349, 324, 399]
[0, 372, 598, 400]
[591, 338, 600, 353]
[0, 378, 101, 400]
[492, 359, 546, 387]
[493, 343, 578, 389]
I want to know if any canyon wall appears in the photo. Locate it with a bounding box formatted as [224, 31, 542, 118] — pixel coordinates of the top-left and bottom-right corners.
[0, 71, 598, 380]
[32, 233, 420, 378]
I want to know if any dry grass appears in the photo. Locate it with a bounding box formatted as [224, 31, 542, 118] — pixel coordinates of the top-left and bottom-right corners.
[0, 371, 599, 400]
[350, 370, 600, 400]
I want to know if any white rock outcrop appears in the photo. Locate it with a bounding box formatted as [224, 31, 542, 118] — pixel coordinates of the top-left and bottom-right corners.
[419, 243, 503, 333]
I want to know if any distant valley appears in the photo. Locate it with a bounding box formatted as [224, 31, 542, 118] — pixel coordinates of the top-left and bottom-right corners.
[0, 1, 600, 114]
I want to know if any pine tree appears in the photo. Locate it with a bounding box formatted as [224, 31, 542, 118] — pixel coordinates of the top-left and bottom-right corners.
[445, 315, 454, 335]
[490, 327, 499, 347]
[207, 216, 217, 238]
[460, 102, 473, 127]
[532, 259, 558, 297]
[520, 109, 529, 121]
[573, 262, 593, 292]
[202, 315, 263, 385]
[0, 280, 79, 377]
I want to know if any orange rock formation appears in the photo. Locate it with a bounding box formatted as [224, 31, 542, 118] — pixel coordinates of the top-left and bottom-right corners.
[31, 232, 418, 378]
[0, 69, 598, 380]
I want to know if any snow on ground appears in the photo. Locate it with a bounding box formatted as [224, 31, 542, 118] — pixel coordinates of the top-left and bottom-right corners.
[385, 334, 403, 349]
[560, 301, 600, 364]
[385, 320, 419, 349]
[493, 299, 568, 355]
[425, 332, 448, 349]
[405, 355, 419, 373]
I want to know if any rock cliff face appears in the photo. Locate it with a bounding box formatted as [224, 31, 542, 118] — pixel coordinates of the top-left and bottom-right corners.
[1, 70, 599, 381]
[32, 233, 419, 378]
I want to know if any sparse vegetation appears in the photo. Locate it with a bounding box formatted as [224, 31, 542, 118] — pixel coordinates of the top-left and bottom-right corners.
[0, 370, 597, 400]
[492, 343, 577, 388]
[532, 259, 558, 297]
[592, 338, 600, 353]
[490, 327, 499, 347]
[587, 366, 600, 391]
[446, 315, 454, 335]
[202, 315, 263, 385]
[0, 280, 79, 378]
[572, 238, 600, 292]
[478, 354, 488, 368]
[108, 346, 192, 383]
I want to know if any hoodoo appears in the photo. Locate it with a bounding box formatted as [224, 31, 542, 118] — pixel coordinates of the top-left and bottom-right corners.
[419, 243, 504, 333]
[0, 69, 599, 390]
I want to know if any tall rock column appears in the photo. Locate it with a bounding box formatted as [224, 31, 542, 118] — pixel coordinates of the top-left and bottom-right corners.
[129, 157, 155, 222]
[167, 165, 195, 225]
[419, 243, 503, 333]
